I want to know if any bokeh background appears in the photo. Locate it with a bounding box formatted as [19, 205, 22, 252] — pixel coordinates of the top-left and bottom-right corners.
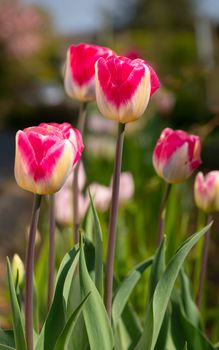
[0, 0, 219, 340]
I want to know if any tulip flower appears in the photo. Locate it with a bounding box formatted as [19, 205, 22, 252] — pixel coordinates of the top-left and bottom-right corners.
[153, 128, 201, 184]
[194, 171, 219, 213]
[95, 55, 160, 124]
[64, 42, 114, 102]
[194, 171, 217, 307]
[15, 123, 84, 195]
[12, 254, 24, 287]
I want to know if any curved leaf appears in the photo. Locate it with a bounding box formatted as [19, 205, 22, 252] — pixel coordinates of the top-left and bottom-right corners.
[79, 237, 114, 350]
[0, 345, 15, 350]
[35, 247, 79, 350]
[54, 293, 90, 350]
[112, 257, 153, 328]
[6, 259, 27, 350]
[89, 191, 103, 296]
[136, 222, 212, 350]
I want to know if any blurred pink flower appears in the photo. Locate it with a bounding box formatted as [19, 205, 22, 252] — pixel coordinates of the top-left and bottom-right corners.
[118, 172, 135, 204]
[64, 162, 86, 191]
[87, 113, 116, 135]
[55, 187, 89, 226]
[153, 88, 175, 114]
[89, 183, 112, 212]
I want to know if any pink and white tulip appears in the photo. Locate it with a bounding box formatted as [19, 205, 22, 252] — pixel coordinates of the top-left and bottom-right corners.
[15, 122, 84, 195]
[153, 128, 201, 184]
[95, 55, 160, 123]
[64, 43, 114, 102]
[194, 171, 219, 213]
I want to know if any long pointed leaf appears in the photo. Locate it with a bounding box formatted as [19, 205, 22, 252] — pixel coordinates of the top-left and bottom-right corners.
[0, 345, 15, 350]
[54, 293, 90, 350]
[35, 247, 79, 350]
[89, 191, 103, 296]
[6, 259, 27, 350]
[79, 237, 114, 350]
[136, 222, 212, 350]
[148, 238, 166, 302]
[112, 257, 153, 328]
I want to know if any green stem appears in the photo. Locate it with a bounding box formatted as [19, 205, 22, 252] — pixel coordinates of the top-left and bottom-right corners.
[73, 102, 87, 244]
[25, 194, 42, 350]
[196, 213, 212, 307]
[105, 123, 125, 320]
[157, 183, 172, 246]
[48, 194, 55, 309]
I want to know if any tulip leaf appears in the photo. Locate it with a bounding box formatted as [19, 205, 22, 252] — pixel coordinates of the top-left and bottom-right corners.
[170, 296, 215, 350]
[148, 237, 166, 302]
[53, 292, 90, 350]
[35, 247, 79, 350]
[112, 256, 153, 328]
[89, 190, 103, 296]
[0, 330, 14, 348]
[0, 345, 16, 350]
[79, 236, 114, 350]
[183, 342, 188, 350]
[136, 222, 212, 350]
[6, 258, 27, 350]
[179, 268, 200, 328]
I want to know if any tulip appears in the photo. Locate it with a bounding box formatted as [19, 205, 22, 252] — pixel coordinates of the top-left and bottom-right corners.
[194, 171, 217, 307]
[153, 128, 201, 184]
[194, 171, 219, 213]
[64, 43, 114, 102]
[15, 123, 84, 195]
[118, 172, 135, 204]
[12, 254, 24, 287]
[95, 55, 160, 123]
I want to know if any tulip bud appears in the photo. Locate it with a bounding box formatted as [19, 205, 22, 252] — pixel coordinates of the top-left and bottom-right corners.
[194, 171, 219, 213]
[12, 254, 24, 287]
[95, 55, 160, 123]
[153, 128, 201, 184]
[15, 123, 84, 195]
[64, 43, 114, 102]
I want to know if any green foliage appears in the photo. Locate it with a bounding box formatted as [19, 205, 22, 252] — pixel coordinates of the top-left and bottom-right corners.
[6, 259, 27, 350]
[79, 236, 114, 350]
[136, 222, 212, 350]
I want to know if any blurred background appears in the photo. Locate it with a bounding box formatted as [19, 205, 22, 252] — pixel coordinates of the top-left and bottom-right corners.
[0, 0, 219, 340]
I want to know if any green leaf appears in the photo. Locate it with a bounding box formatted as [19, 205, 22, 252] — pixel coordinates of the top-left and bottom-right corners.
[179, 269, 200, 328]
[112, 257, 153, 328]
[170, 298, 215, 350]
[54, 293, 90, 350]
[6, 259, 27, 350]
[79, 236, 114, 350]
[183, 342, 188, 350]
[89, 191, 103, 296]
[0, 330, 14, 348]
[35, 247, 79, 350]
[0, 345, 16, 350]
[85, 204, 94, 242]
[148, 238, 166, 302]
[136, 222, 212, 350]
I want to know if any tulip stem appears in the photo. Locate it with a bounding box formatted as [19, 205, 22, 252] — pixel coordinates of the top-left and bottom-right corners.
[105, 122, 125, 320]
[157, 183, 172, 246]
[196, 213, 212, 307]
[48, 194, 56, 309]
[25, 194, 42, 350]
[73, 102, 87, 244]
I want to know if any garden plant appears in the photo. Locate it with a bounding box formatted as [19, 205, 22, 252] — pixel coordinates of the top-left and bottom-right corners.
[1, 42, 218, 350]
